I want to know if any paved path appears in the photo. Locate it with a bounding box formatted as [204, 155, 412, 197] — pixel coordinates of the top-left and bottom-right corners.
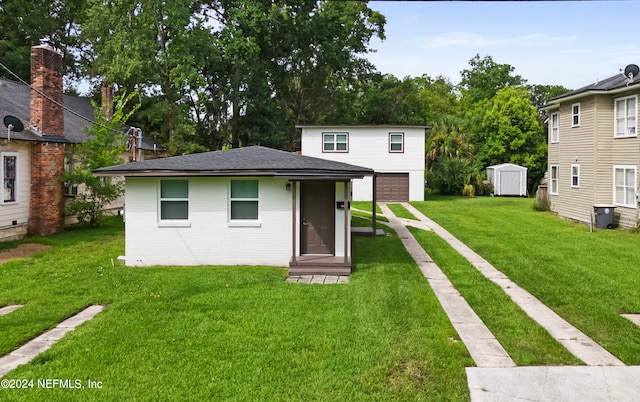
[0, 305, 105, 377]
[397, 202, 623, 367]
[0, 305, 23, 316]
[379, 203, 515, 368]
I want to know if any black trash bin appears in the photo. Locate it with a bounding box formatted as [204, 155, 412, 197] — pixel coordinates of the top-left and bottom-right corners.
[593, 205, 616, 229]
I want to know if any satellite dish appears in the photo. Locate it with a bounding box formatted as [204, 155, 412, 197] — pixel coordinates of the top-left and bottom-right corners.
[3, 115, 24, 132]
[624, 64, 640, 78]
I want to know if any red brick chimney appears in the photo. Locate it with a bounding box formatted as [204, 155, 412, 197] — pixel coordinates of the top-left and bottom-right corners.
[28, 45, 66, 237]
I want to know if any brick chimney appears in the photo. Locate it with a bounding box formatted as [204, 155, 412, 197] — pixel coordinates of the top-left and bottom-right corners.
[28, 45, 66, 237]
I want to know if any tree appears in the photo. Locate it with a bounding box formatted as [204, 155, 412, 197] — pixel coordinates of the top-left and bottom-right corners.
[62, 91, 139, 227]
[460, 54, 525, 104]
[426, 115, 474, 173]
[478, 86, 546, 192]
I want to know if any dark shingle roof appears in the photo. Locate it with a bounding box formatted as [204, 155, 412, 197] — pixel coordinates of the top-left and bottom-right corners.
[550, 71, 640, 102]
[0, 77, 162, 150]
[94, 146, 374, 178]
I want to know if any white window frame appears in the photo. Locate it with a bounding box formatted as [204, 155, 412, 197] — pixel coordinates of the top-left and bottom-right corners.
[158, 179, 190, 227]
[614, 95, 637, 138]
[64, 154, 78, 197]
[1, 152, 18, 205]
[322, 132, 349, 153]
[389, 132, 404, 153]
[570, 164, 580, 188]
[571, 103, 580, 127]
[550, 164, 559, 195]
[228, 179, 261, 227]
[613, 165, 637, 208]
[550, 112, 559, 143]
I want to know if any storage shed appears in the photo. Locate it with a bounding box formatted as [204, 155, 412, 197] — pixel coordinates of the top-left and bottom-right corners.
[486, 163, 528, 196]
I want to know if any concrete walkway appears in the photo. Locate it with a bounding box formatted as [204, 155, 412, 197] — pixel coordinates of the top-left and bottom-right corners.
[0, 305, 105, 377]
[397, 202, 623, 367]
[0, 305, 23, 316]
[379, 203, 515, 368]
[378, 203, 639, 401]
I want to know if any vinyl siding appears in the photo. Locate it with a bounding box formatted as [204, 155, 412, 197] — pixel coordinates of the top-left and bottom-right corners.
[301, 126, 425, 201]
[550, 92, 640, 228]
[0, 143, 30, 240]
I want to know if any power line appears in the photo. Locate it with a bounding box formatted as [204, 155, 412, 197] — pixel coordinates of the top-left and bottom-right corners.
[0, 61, 125, 135]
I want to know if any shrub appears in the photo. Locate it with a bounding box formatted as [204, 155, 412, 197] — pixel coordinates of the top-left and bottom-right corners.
[431, 156, 471, 195]
[462, 184, 475, 197]
[533, 195, 551, 212]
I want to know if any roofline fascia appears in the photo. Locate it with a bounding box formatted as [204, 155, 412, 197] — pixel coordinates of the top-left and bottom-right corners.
[295, 124, 431, 129]
[93, 169, 374, 178]
[544, 85, 640, 110]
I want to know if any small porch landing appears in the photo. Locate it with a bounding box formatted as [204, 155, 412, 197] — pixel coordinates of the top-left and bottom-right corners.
[289, 255, 351, 276]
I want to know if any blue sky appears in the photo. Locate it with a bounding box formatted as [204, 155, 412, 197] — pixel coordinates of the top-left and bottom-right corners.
[366, 1, 640, 90]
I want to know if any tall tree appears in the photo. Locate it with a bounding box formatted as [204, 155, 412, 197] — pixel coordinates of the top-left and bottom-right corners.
[460, 54, 525, 104]
[477, 86, 546, 192]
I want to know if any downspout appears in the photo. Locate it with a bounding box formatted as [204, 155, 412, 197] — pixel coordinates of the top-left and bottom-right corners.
[372, 173, 377, 235]
[344, 181, 349, 265]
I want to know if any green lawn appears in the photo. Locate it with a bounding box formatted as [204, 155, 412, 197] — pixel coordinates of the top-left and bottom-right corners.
[0, 217, 472, 401]
[411, 194, 640, 365]
[387, 204, 418, 220]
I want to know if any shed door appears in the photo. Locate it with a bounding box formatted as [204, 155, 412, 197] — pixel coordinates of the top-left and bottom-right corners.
[301, 181, 335, 255]
[376, 173, 409, 202]
[500, 171, 521, 195]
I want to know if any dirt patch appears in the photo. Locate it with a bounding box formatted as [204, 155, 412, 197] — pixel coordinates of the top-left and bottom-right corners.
[0, 243, 53, 264]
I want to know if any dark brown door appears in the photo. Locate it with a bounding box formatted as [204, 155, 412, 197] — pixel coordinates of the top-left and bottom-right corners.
[301, 181, 335, 255]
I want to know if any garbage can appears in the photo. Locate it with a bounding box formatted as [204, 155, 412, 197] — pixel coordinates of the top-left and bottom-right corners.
[593, 204, 616, 229]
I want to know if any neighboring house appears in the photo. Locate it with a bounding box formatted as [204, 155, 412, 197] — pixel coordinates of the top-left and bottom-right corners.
[544, 66, 640, 228]
[298, 125, 428, 202]
[94, 146, 374, 275]
[0, 45, 163, 240]
[486, 163, 528, 196]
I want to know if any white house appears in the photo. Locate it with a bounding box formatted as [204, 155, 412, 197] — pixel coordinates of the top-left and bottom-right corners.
[94, 146, 374, 275]
[298, 125, 427, 202]
[486, 163, 528, 196]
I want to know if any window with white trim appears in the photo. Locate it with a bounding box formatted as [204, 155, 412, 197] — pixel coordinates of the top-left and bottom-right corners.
[615, 95, 637, 137]
[1, 152, 17, 204]
[64, 154, 78, 197]
[323, 133, 348, 152]
[230, 180, 259, 220]
[550, 112, 559, 143]
[550, 164, 559, 195]
[389, 132, 404, 153]
[160, 180, 189, 220]
[572, 103, 580, 127]
[614, 165, 637, 208]
[570, 164, 580, 188]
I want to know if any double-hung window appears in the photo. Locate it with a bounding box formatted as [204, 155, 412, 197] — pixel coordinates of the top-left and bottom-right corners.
[1, 152, 17, 204]
[572, 103, 580, 127]
[614, 165, 637, 207]
[323, 133, 348, 152]
[615, 95, 637, 137]
[550, 164, 559, 195]
[389, 132, 404, 153]
[230, 180, 259, 220]
[550, 112, 559, 143]
[160, 180, 189, 220]
[571, 164, 580, 188]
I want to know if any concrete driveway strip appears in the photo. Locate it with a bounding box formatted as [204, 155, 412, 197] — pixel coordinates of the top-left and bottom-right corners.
[398, 202, 624, 367]
[378, 203, 515, 368]
[0, 305, 105, 377]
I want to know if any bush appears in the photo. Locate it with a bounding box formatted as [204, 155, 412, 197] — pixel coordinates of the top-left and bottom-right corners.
[533, 195, 551, 212]
[431, 156, 471, 195]
[462, 184, 475, 197]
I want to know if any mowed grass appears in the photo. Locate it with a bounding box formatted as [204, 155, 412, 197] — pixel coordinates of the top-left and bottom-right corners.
[408, 227, 580, 366]
[411, 194, 640, 365]
[0, 217, 473, 401]
[387, 204, 418, 220]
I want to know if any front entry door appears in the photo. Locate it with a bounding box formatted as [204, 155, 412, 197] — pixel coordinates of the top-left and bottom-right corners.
[300, 181, 335, 255]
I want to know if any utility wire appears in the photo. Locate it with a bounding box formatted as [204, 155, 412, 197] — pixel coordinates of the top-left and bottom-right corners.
[0, 61, 126, 135]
